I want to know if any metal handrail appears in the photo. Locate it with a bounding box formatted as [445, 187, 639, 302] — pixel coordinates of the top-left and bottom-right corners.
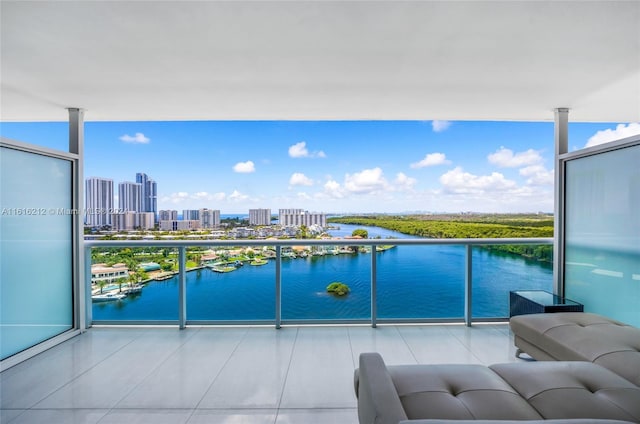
[86, 237, 551, 248]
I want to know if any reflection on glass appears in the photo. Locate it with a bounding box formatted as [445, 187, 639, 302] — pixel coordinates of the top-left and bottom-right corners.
[564, 142, 640, 326]
[1, 146, 73, 360]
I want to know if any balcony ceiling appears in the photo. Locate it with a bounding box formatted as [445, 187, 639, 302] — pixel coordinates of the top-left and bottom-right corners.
[1, 1, 639, 123]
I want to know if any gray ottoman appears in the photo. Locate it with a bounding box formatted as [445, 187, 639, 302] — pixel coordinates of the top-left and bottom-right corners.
[510, 312, 640, 386]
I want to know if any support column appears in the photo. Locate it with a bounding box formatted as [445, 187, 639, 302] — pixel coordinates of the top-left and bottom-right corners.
[275, 246, 282, 329]
[69, 108, 87, 331]
[553, 108, 569, 297]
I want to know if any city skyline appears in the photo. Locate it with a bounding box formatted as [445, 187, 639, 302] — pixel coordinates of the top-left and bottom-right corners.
[2, 120, 639, 214]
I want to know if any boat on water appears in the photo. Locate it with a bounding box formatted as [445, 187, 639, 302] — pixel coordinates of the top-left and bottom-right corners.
[123, 284, 143, 294]
[92, 292, 126, 302]
[211, 265, 237, 273]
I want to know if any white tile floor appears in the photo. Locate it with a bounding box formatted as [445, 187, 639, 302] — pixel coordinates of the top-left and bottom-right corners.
[1, 324, 524, 424]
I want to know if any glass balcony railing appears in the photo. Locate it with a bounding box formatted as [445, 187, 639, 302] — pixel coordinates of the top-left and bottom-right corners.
[85, 238, 553, 327]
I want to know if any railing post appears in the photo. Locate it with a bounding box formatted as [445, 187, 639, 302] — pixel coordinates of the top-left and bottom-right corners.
[275, 246, 282, 329]
[84, 246, 92, 330]
[371, 245, 377, 328]
[464, 244, 472, 327]
[178, 246, 187, 329]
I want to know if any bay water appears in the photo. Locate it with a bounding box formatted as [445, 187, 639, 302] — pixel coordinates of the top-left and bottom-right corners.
[92, 224, 553, 322]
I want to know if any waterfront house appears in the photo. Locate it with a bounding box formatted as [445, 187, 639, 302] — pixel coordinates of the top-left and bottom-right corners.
[90, 263, 129, 286]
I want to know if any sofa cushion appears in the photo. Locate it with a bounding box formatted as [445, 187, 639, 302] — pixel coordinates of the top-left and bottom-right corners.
[387, 364, 542, 420]
[510, 313, 640, 386]
[490, 361, 640, 422]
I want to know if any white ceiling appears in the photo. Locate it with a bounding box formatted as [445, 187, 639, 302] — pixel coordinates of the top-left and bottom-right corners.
[1, 1, 639, 123]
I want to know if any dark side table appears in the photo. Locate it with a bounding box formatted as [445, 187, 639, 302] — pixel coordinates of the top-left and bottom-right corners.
[509, 290, 583, 317]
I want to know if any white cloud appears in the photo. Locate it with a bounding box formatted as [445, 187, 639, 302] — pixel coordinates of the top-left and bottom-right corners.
[228, 190, 249, 201]
[233, 160, 255, 173]
[394, 172, 417, 190]
[439, 167, 517, 194]
[288, 141, 326, 158]
[322, 179, 345, 199]
[289, 172, 314, 186]
[520, 165, 554, 186]
[488, 147, 542, 168]
[410, 152, 451, 168]
[161, 191, 226, 205]
[432, 120, 452, 132]
[161, 192, 190, 204]
[585, 123, 640, 148]
[344, 167, 389, 194]
[119, 132, 150, 144]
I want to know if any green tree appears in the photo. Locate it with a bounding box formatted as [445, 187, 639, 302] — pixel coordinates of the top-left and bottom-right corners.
[97, 280, 108, 294]
[136, 270, 149, 283]
[116, 277, 127, 292]
[128, 271, 139, 286]
[326, 281, 350, 296]
[352, 228, 368, 238]
[297, 225, 310, 239]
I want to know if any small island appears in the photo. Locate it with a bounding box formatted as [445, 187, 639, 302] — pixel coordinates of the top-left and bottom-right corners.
[326, 281, 350, 296]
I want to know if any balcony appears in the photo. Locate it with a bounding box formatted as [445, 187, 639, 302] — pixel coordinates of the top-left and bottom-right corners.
[2, 238, 548, 423]
[0, 323, 522, 424]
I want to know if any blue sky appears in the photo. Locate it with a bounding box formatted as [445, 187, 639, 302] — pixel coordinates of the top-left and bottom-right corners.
[1, 120, 639, 214]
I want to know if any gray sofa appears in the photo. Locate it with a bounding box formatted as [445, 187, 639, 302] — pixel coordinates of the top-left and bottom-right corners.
[354, 352, 640, 424]
[355, 311, 640, 424]
[510, 312, 640, 386]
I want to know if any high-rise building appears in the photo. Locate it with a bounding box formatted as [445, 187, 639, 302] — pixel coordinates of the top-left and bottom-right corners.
[118, 182, 142, 212]
[182, 209, 199, 221]
[85, 177, 113, 227]
[136, 212, 155, 230]
[249, 208, 271, 226]
[278, 209, 326, 227]
[111, 211, 155, 231]
[158, 210, 178, 221]
[159, 220, 201, 231]
[111, 211, 136, 231]
[199, 208, 220, 228]
[136, 172, 157, 219]
[148, 179, 157, 216]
